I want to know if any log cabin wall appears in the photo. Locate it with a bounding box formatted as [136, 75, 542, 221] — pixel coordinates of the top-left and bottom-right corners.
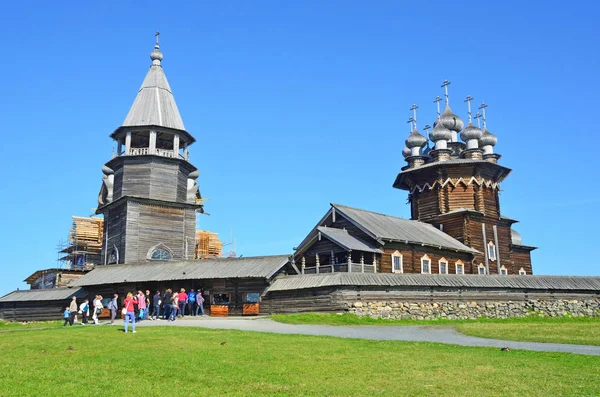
[107, 156, 195, 204]
[101, 202, 128, 264]
[510, 247, 534, 274]
[379, 243, 473, 274]
[124, 202, 196, 263]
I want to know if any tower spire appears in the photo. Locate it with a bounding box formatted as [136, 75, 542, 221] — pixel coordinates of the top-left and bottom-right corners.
[155, 31, 160, 48]
[434, 96, 442, 118]
[410, 104, 419, 130]
[441, 80, 451, 105]
[464, 95, 473, 122]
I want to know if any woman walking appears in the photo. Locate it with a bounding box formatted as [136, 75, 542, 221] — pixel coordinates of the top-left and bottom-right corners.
[196, 290, 206, 317]
[177, 288, 188, 317]
[123, 292, 138, 333]
[92, 295, 104, 324]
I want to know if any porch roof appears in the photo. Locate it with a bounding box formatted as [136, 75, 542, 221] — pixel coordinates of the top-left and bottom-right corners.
[317, 227, 382, 253]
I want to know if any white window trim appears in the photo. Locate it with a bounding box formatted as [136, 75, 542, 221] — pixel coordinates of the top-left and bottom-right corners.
[500, 265, 508, 275]
[477, 264, 486, 275]
[391, 250, 403, 274]
[519, 267, 527, 276]
[439, 257, 448, 275]
[421, 254, 431, 274]
[455, 260, 464, 275]
[487, 241, 497, 261]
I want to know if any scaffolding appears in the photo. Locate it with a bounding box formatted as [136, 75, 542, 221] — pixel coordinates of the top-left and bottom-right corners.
[194, 230, 223, 259]
[57, 216, 104, 269]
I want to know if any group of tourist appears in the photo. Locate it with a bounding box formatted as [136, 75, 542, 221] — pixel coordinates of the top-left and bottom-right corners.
[62, 295, 104, 326]
[63, 288, 207, 331]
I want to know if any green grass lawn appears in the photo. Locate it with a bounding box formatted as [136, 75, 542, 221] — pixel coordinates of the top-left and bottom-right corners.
[0, 325, 599, 396]
[272, 313, 600, 345]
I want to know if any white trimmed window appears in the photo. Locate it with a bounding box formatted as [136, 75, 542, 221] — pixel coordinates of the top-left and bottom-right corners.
[478, 264, 486, 275]
[391, 251, 403, 273]
[487, 242, 497, 261]
[421, 255, 431, 274]
[500, 265, 508, 275]
[455, 260, 464, 275]
[519, 267, 527, 276]
[439, 258, 448, 274]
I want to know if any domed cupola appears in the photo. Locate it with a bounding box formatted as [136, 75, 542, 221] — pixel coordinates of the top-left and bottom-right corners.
[406, 128, 427, 156]
[460, 95, 483, 150]
[439, 104, 465, 138]
[478, 103, 500, 162]
[429, 118, 453, 150]
[402, 146, 411, 158]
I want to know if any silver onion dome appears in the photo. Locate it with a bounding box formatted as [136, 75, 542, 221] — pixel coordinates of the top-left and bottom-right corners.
[151, 46, 163, 64]
[429, 120, 452, 142]
[511, 229, 522, 245]
[405, 128, 427, 149]
[460, 122, 483, 142]
[402, 146, 411, 158]
[479, 128, 498, 147]
[439, 104, 464, 132]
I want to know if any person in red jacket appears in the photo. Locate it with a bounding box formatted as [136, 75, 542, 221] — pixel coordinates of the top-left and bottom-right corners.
[123, 292, 138, 333]
[177, 288, 188, 317]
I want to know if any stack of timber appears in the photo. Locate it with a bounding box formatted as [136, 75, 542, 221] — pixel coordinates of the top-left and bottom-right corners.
[59, 216, 104, 269]
[194, 230, 223, 259]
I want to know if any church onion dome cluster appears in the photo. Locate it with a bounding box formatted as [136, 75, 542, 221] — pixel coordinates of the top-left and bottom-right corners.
[401, 80, 501, 167]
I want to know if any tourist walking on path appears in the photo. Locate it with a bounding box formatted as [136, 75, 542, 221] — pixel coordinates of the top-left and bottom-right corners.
[152, 291, 161, 320]
[178, 288, 188, 317]
[108, 294, 118, 325]
[169, 293, 179, 321]
[69, 297, 77, 326]
[78, 299, 89, 324]
[195, 290, 206, 317]
[137, 291, 146, 321]
[188, 289, 197, 317]
[62, 306, 71, 327]
[92, 295, 104, 324]
[123, 292, 137, 333]
[162, 289, 172, 320]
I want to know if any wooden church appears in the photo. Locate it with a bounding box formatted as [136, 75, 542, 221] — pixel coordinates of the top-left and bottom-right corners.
[294, 82, 535, 277]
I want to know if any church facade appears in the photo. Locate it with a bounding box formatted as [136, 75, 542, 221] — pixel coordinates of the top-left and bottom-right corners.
[293, 83, 535, 276]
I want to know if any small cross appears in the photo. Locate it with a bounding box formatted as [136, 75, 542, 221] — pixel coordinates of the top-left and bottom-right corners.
[479, 102, 488, 129]
[410, 104, 419, 130]
[474, 112, 482, 129]
[441, 80, 451, 104]
[155, 31, 160, 47]
[464, 95, 474, 121]
[407, 117, 414, 132]
[433, 96, 442, 117]
[423, 124, 431, 142]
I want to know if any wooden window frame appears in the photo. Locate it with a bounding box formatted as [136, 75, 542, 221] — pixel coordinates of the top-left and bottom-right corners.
[500, 265, 508, 275]
[477, 264, 486, 275]
[519, 267, 526, 276]
[391, 251, 403, 274]
[421, 255, 431, 274]
[439, 258, 448, 275]
[455, 260, 464, 275]
[487, 241, 497, 261]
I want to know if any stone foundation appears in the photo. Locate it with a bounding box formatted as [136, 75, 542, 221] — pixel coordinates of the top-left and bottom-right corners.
[348, 300, 600, 320]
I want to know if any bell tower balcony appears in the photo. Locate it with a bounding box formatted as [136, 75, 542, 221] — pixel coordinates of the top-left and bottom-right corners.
[111, 126, 195, 162]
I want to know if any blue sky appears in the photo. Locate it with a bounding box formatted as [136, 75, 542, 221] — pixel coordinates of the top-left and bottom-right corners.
[1, 1, 598, 295]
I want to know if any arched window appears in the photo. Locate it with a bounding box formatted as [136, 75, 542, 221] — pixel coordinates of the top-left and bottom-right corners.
[421, 255, 431, 274]
[108, 244, 119, 264]
[519, 267, 527, 276]
[500, 265, 508, 275]
[147, 243, 173, 261]
[439, 258, 448, 274]
[487, 241, 497, 261]
[477, 263, 486, 275]
[391, 251, 403, 273]
[151, 249, 172, 261]
[455, 260, 464, 275]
